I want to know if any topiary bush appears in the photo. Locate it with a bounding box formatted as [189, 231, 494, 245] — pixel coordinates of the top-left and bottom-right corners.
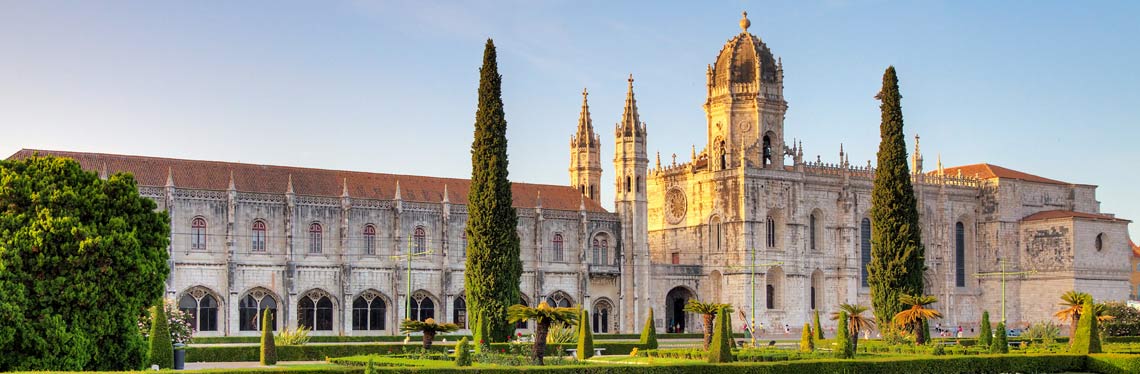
[800, 323, 814, 353]
[1071, 300, 1102, 354]
[578, 309, 594, 360]
[147, 303, 174, 369]
[455, 337, 471, 367]
[990, 321, 1008, 354]
[979, 310, 992, 347]
[260, 308, 277, 366]
[835, 311, 853, 359]
[814, 310, 825, 340]
[707, 307, 734, 363]
[640, 308, 658, 349]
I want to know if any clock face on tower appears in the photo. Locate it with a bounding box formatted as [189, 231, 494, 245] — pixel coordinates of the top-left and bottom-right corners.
[665, 187, 687, 224]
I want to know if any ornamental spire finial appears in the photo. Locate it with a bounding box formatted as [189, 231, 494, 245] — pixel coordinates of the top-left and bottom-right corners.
[740, 11, 750, 32]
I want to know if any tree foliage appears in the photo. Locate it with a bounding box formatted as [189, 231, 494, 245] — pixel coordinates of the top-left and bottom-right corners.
[707, 307, 734, 363]
[260, 308, 276, 366]
[684, 299, 732, 350]
[990, 321, 1009, 354]
[578, 308, 594, 359]
[867, 66, 925, 325]
[147, 303, 173, 369]
[979, 310, 992, 347]
[1100, 301, 1140, 337]
[0, 155, 170, 371]
[1071, 300, 1102, 354]
[892, 294, 941, 345]
[800, 323, 815, 353]
[830, 303, 874, 353]
[400, 318, 459, 350]
[640, 308, 658, 349]
[814, 310, 825, 340]
[464, 38, 522, 345]
[835, 311, 853, 359]
[507, 302, 578, 365]
[455, 337, 472, 367]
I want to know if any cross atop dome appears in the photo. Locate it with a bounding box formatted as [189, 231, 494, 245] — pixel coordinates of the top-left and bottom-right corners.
[740, 11, 750, 32]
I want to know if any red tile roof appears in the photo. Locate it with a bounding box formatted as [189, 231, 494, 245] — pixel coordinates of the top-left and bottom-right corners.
[8, 149, 608, 213]
[1020, 209, 1129, 223]
[934, 163, 1067, 185]
[1132, 240, 1140, 258]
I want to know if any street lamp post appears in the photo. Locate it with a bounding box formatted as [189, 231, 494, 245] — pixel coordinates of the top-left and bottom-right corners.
[391, 235, 433, 320]
[973, 259, 1036, 322]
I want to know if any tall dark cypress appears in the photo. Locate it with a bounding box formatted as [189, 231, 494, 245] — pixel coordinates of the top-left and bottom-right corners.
[868, 66, 925, 326]
[464, 39, 522, 344]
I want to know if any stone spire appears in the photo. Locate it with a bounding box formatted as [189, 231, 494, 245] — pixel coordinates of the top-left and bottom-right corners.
[228, 170, 236, 191]
[655, 151, 661, 169]
[913, 134, 924, 174]
[572, 88, 595, 147]
[937, 153, 944, 176]
[535, 190, 542, 208]
[286, 174, 294, 195]
[618, 74, 643, 137]
[99, 162, 108, 180]
[165, 167, 174, 187]
[394, 180, 401, 200]
[442, 184, 450, 203]
[691, 145, 697, 161]
[341, 178, 349, 198]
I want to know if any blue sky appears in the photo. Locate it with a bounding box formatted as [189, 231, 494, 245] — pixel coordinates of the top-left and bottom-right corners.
[1, 1, 1137, 241]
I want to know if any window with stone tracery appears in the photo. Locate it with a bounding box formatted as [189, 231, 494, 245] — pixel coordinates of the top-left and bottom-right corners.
[238, 288, 277, 331]
[410, 291, 435, 321]
[363, 224, 376, 255]
[179, 287, 218, 332]
[861, 218, 872, 287]
[552, 233, 564, 262]
[414, 227, 427, 254]
[191, 217, 207, 250]
[766, 216, 777, 248]
[251, 220, 267, 252]
[956, 222, 966, 287]
[352, 291, 386, 331]
[809, 213, 819, 250]
[592, 299, 612, 333]
[309, 222, 323, 254]
[453, 296, 467, 328]
[546, 291, 572, 308]
[298, 290, 334, 331]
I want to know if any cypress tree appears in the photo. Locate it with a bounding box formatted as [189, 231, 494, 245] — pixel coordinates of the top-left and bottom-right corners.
[578, 309, 594, 359]
[1071, 300, 1101, 354]
[990, 321, 1008, 354]
[814, 310, 825, 340]
[835, 311, 853, 359]
[640, 308, 658, 349]
[147, 304, 173, 369]
[800, 323, 814, 353]
[259, 309, 276, 366]
[979, 311, 992, 347]
[464, 39, 522, 344]
[867, 66, 925, 325]
[707, 307, 734, 363]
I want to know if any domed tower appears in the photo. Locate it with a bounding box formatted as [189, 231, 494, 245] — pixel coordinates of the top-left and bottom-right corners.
[704, 11, 787, 170]
[569, 88, 602, 204]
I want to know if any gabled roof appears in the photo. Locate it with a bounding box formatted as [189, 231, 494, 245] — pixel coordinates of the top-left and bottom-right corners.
[934, 163, 1067, 185]
[1020, 209, 1129, 223]
[8, 149, 608, 213]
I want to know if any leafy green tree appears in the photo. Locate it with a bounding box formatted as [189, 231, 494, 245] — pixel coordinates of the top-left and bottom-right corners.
[455, 337, 472, 367]
[640, 308, 658, 349]
[400, 318, 459, 350]
[835, 311, 853, 359]
[464, 38, 523, 345]
[147, 303, 173, 368]
[867, 66, 925, 325]
[990, 321, 1008, 353]
[0, 155, 170, 371]
[1071, 300, 1102, 354]
[979, 311, 992, 347]
[707, 307, 734, 363]
[506, 302, 578, 365]
[814, 310, 825, 340]
[1099, 301, 1140, 337]
[260, 309, 276, 366]
[577, 309, 594, 359]
[799, 323, 814, 353]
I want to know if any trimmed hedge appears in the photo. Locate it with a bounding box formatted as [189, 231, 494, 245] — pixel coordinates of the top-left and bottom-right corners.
[1088, 354, 1140, 374]
[189, 332, 744, 344]
[187, 344, 449, 362]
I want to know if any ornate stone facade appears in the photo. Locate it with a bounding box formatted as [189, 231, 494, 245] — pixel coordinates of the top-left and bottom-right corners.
[7, 12, 1131, 337]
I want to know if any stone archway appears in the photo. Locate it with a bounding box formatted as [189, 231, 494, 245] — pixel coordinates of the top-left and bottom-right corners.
[665, 286, 694, 333]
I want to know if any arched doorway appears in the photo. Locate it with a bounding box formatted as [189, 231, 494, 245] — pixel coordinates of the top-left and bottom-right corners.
[665, 286, 694, 333]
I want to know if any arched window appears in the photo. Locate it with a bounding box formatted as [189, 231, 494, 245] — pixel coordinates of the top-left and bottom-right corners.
[363, 224, 376, 255]
[546, 292, 572, 308]
[453, 297, 467, 328]
[552, 233, 564, 262]
[592, 300, 613, 333]
[625, 176, 631, 193]
[809, 213, 818, 251]
[251, 220, 267, 252]
[710, 216, 723, 251]
[719, 140, 727, 170]
[955, 222, 966, 287]
[179, 288, 218, 332]
[410, 291, 435, 321]
[352, 292, 387, 331]
[414, 227, 427, 254]
[1096, 233, 1105, 251]
[762, 135, 772, 167]
[766, 216, 777, 248]
[459, 232, 467, 258]
[309, 223, 323, 254]
[861, 218, 872, 287]
[591, 236, 608, 265]
[635, 177, 641, 193]
[191, 217, 207, 250]
[766, 284, 775, 309]
[765, 267, 784, 310]
[298, 291, 334, 331]
[238, 289, 277, 331]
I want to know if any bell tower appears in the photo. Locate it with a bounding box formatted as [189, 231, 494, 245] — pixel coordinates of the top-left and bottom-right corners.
[569, 88, 602, 204]
[614, 75, 649, 333]
[703, 11, 788, 170]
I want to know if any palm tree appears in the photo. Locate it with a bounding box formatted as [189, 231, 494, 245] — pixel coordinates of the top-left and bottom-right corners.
[399, 318, 460, 350]
[892, 294, 942, 345]
[683, 299, 733, 350]
[830, 303, 875, 353]
[1054, 291, 1113, 343]
[507, 301, 579, 365]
